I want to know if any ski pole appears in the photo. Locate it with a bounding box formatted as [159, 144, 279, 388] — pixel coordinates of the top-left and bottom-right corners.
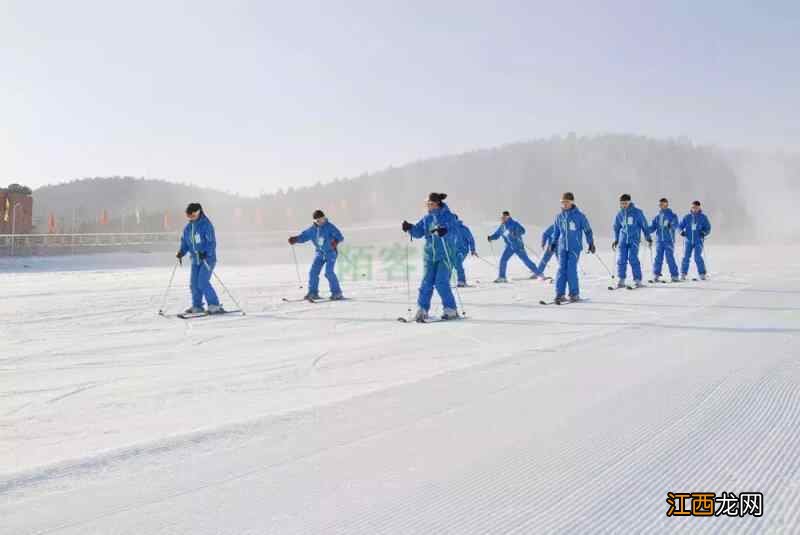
[595, 253, 615, 279]
[474, 254, 498, 268]
[404, 234, 412, 320]
[158, 259, 180, 315]
[438, 234, 465, 317]
[290, 244, 303, 289]
[204, 261, 246, 315]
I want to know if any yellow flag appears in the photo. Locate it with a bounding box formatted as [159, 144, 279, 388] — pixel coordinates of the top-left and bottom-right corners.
[3, 198, 9, 223]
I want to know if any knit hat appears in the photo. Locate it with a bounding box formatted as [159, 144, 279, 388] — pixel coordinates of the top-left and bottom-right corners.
[428, 192, 447, 204]
[312, 209, 325, 220]
[619, 194, 631, 202]
[561, 192, 575, 201]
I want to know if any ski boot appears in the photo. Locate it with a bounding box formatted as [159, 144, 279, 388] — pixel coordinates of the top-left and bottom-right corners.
[207, 304, 225, 315]
[414, 308, 429, 323]
[569, 294, 581, 303]
[652, 275, 662, 283]
[441, 308, 460, 320]
[493, 277, 508, 283]
[671, 276, 680, 283]
[615, 279, 627, 289]
[699, 274, 708, 281]
[304, 292, 321, 302]
[554, 295, 569, 305]
[680, 274, 687, 281]
[184, 306, 205, 314]
[633, 280, 645, 288]
[456, 281, 467, 288]
[330, 293, 345, 301]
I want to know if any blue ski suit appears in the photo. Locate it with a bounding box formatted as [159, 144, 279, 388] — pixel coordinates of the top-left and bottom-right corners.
[538, 224, 556, 274]
[550, 205, 594, 298]
[613, 203, 652, 281]
[178, 214, 220, 308]
[648, 208, 679, 278]
[488, 217, 541, 278]
[295, 221, 345, 296]
[406, 202, 458, 311]
[453, 218, 476, 284]
[679, 210, 711, 276]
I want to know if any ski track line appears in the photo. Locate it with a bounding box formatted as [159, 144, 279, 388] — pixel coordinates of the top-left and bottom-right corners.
[328, 358, 737, 535]
[540, 354, 800, 534]
[327, 295, 783, 533]
[301, 305, 747, 532]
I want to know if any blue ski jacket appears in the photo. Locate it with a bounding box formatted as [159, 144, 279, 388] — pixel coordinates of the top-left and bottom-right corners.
[296, 220, 344, 257]
[179, 213, 217, 264]
[613, 202, 651, 245]
[454, 218, 476, 255]
[679, 211, 711, 244]
[551, 205, 594, 254]
[541, 224, 555, 249]
[648, 208, 679, 244]
[489, 217, 526, 251]
[407, 202, 459, 263]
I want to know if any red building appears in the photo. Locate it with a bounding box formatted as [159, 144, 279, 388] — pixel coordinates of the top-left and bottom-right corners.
[0, 190, 33, 234]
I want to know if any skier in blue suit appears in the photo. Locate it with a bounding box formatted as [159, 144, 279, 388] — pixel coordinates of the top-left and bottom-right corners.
[452, 215, 476, 287]
[289, 209, 345, 301]
[177, 203, 223, 314]
[679, 200, 712, 280]
[612, 194, 652, 288]
[549, 192, 595, 303]
[648, 197, 680, 282]
[487, 211, 543, 282]
[538, 224, 556, 274]
[402, 192, 460, 322]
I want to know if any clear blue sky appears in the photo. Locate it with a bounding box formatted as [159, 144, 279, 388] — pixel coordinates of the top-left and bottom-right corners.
[1, 0, 797, 195]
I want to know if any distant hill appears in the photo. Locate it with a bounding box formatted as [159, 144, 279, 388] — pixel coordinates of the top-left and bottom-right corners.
[31, 135, 800, 240]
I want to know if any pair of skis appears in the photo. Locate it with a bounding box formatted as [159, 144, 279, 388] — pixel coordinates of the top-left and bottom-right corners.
[166, 309, 244, 320]
[281, 296, 349, 304]
[397, 315, 463, 323]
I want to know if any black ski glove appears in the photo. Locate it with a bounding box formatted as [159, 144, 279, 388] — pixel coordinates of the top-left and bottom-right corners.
[288, 236, 298, 245]
[646, 238, 653, 248]
[402, 221, 413, 232]
[176, 251, 184, 265]
[612, 240, 619, 251]
[198, 251, 207, 261]
[680, 230, 686, 237]
[432, 227, 448, 237]
[550, 243, 557, 253]
[487, 235, 492, 242]
[588, 243, 596, 254]
[471, 250, 478, 256]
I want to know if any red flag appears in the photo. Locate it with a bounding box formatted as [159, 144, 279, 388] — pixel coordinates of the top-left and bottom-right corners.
[163, 211, 170, 230]
[100, 209, 109, 225]
[48, 213, 57, 233]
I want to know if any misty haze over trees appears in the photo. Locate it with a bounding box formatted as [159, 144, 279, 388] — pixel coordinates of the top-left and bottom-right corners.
[30, 134, 799, 241]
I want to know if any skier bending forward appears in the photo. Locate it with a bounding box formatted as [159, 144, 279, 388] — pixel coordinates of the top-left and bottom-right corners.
[177, 203, 224, 314]
[401, 192, 460, 322]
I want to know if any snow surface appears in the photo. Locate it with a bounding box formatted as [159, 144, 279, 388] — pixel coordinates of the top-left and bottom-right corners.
[1, 244, 799, 534]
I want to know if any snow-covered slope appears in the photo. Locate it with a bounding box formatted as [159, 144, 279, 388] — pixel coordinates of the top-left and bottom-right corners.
[1, 245, 798, 534]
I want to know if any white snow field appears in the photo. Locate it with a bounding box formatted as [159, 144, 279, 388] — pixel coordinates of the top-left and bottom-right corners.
[2, 243, 799, 534]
